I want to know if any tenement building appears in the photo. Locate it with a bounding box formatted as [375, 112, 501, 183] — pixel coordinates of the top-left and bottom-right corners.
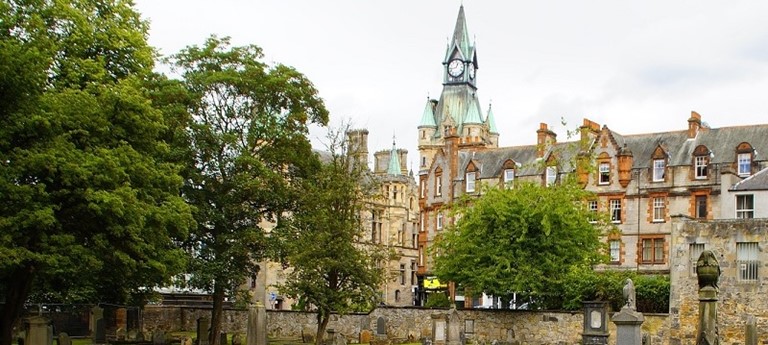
[416, 5, 768, 307]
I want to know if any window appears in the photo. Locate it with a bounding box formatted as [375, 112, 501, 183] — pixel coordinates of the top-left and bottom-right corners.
[371, 211, 381, 243]
[653, 159, 665, 181]
[395, 290, 401, 302]
[599, 162, 610, 185]
[437, 212, 444, 230]
[411, 261, 417, 285]
[737, 242, 758, 281]
[421, 156, 427, 167]
[419, 213, 425, 232]
[736, 195, 754, 219]
[435, 176, 442, 197]
[400, 264, 406, 285]
[610, 199, 622, 223]
[504, 168, 515, 187]
[609, 240, 621, 263]
[588, 200, 598, 223]
[419, 246, 425, 266]
[695, 196, 707, 219]
[466, 172, 476, 192]
[641, 237, 665, 264]
[546, 166, 557, 186]
[689, 243, 705, 276]
[738, 153, 751, 176]
[652, 197, 666, 222]
[695, 156, 708, 179]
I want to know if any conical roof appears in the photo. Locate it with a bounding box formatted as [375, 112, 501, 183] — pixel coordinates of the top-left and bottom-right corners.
[386, 139, 402, 176]
[464, 98, 483, 124]
[419, 98, 436, 127]
[485, 103, 498, 134]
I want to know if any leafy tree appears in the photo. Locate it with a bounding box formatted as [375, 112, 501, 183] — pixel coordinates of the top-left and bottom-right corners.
[0, 1, 194, 344]
[169, 36, 328, 345]
[432, 177, 605, 308]
[273, 127, 388, 345]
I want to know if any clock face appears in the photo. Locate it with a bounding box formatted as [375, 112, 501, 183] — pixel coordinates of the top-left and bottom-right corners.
[468, 64, 476, 80]
[448, 59, 464, 77]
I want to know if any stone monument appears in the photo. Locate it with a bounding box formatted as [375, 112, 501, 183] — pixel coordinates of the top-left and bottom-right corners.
[695, 250, 720, 345]
[246, 302, 267, 345]
[613, 279, 644, 345]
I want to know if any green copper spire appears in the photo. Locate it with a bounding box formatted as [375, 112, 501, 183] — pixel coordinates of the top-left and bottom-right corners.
[418, 98, 436, 127]
[485, 102, 498, 134]
[386, 137, 402, 176]
[464, 98, 483, 124]
[448, 5, 473, 60]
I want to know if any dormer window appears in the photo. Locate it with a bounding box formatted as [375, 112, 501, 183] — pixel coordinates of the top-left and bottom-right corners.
[545, 166, 557, 186]
[736, 142, 754, 176]
[693, 145, 709, 179]
[504, 169, 515, 187]
[652, 159, 665, 182]
[466, 172, 476, 192]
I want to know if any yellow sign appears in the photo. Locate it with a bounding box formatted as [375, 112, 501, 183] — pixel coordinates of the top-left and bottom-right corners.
[423, 277, 447, 289]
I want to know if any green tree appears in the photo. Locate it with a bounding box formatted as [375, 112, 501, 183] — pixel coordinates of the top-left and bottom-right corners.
[169, 36, 328, 345]
[273, 127, 388, 345]
[0, 1, 194, 344]
[432, 177, 605, 308]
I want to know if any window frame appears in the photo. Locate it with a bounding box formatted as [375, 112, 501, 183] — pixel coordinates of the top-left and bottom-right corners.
[695, 195, 708, 219]
[598, 162, 610, 185]
[435, 175, 443, 197]
[736, 194, 754, 219]
[465, 171, 476, 193]
[504, 168, 515, 187]
[436, 212, 444, 230]
[694, 155, 708, 179]
[588, 200, 598, 223]
[652, 159, 665, 182]
[737, 242, 759, 281]
[545, 166, 557, 186]
[640, 237, 665, 264]
[609, 240, 621, 263]
[738, 152, 752, 176]
[652, 197, 666, 222]
[610, 199, 622, 224]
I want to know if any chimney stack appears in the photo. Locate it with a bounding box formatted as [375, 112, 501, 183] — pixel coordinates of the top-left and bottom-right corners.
[536, 123, 557, 158]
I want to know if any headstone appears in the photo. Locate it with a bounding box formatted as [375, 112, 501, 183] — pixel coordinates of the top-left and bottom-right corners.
[612, 305, 644, 345]
[432, 315, 447, 345]
[326, 329, 335, 345]
[90, 306, 106, 344]
[359, 330, 372, 344]
[197, 317, 210, 345]
[745, 315, 757, 345]
[581, 301, 608, 345]
[232, 333, 243, 345]
[116, 327, 127, 341]
[219, 332, 227, 345]
[245, 302, 266, 345]
[115, 308, 128, 331]
[152, 330, 166, 345]
[25, 316, 52, 345]
[127, 330, 138, 341]
[376, 317, 387, 336]
[180, 336, 192, 345]
[301, 327, 315, 344]
[446, 309, 461, 345]
[58, 332, 72, 345]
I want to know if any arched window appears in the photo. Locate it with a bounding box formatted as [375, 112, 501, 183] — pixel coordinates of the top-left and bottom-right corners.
[692, 145, 710, 179]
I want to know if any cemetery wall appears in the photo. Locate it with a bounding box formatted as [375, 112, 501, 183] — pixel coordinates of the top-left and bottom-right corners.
[143, 306, 669, 345]
[668, 218, 768, 345]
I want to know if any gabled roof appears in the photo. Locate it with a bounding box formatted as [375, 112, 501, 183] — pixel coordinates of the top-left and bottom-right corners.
[455, 142, 578, 180]
[731, 167, 768, 191]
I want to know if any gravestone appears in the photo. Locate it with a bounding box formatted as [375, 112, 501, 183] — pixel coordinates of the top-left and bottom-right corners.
[90, 306, 106, 344]
[431, 315, 447, 345]
[446, 309, 461, 345]
[58, 333, 72, 345]
[197, 317, 210, 345]
[245, 303, 266, 345]
[127, 330, 138, 341]
[232, 333, 243, 345]
[219, 332, 227, 345]
[152, 330, 166, 345]
[180, 336, 192, 345]
[376, 317, 387, 338]
[581, 301, 608, 345]
[25, 316, 51, 345]
[115, 308, 128, 331]
[116, 327, 127, 341]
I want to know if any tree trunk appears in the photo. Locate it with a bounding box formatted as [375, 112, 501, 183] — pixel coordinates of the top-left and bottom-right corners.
[0, 264, 35, 345]
[315, 311, 330, 345]
[210, 284, 225, 345]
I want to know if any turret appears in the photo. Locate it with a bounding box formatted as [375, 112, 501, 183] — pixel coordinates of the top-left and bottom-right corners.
[461, 99, 484, 144]
[346, 129, 369, 170]
[418, 99, 437, 146]
[618, 145, 634, 188]
[485, 103, 499, 148]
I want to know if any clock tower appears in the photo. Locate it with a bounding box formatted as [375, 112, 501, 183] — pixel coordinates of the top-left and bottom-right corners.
[418, 5, 497, 175]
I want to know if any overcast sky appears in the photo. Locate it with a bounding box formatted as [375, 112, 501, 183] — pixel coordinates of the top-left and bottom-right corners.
[134, 1, 768, 170]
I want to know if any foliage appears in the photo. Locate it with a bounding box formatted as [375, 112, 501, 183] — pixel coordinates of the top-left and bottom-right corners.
[552, 267, 669, 313]
[169, 36, 328, 345]
[0, 1, 194, 344]
[273, 126, 387, 345]
[424, 292, 451, 308]
[432, 177, 606, 305]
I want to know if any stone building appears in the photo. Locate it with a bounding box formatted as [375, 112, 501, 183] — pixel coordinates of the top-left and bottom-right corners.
[416, 5, 768, 307]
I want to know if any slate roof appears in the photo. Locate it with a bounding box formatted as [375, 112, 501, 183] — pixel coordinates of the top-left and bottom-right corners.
[731, 167, 768, 191]
[456, 142, 578, 180]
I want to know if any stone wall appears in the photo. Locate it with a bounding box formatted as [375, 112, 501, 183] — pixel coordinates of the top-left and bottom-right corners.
[669, 218, 768, 344]
[143, 306, 669, 345]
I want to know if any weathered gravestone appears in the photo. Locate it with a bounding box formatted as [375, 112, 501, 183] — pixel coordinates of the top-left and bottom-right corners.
[90, 306, 106, 344]
[375, 317, 387, 338]
[359, 330, 372, 344]
[446, 309, 461, 345]
[432, 315, 447, 345]
[116, 328, 127, 341]
[197, 317, 210, 345]
[219, 332, 227, 345]
[127, 330, 138, 341]
[152, 330, 166, 345]
[58, 333, 72, 345]
[25, 316, 52, 345]
[232, 333, 243, 345]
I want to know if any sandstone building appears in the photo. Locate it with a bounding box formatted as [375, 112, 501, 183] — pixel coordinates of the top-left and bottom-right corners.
[416, 5, 768, 307]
